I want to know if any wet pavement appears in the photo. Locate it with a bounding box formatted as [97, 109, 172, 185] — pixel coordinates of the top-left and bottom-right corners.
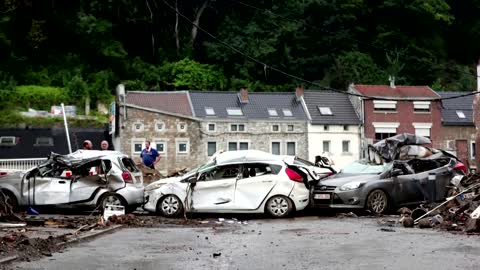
[12, 216, 480, 270]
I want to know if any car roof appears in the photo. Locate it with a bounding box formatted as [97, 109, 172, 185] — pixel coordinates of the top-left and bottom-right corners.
[64, 150, 126, 160]
[215, 150, 285, 165]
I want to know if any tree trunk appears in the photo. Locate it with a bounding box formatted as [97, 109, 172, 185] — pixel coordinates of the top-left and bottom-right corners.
[175, 0, 180, 56]
[191, 0, 208, 48]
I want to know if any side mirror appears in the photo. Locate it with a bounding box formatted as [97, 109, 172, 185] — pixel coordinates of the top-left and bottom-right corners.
[392, 168, 403, 177]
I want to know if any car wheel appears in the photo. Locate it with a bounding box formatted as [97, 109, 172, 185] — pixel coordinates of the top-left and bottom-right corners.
[99, 193, 125, 212]
[366, 189, 388, 214]
[0, 190, 18, 213]
[157, 195, 183, 217]
[265, 195, 293, 218]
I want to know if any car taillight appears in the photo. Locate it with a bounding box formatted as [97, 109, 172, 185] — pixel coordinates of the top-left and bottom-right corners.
[285, 168, 303, 183]
[122, 171, 133, 183]
[0, 172, 7, 177]
[327, 172, 334, 177]
[454, 162, 468, 175]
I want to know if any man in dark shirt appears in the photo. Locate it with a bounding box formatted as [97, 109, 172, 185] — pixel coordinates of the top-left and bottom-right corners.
[140, 140, 160, 170]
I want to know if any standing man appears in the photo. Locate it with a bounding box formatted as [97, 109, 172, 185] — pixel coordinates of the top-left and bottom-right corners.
[140, 140, 160, 170]
[82, 140, 93, 150]
[100, 140, 109, 150]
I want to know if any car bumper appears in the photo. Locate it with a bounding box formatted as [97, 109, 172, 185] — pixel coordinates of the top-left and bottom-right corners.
[289, 183, 310, 211]
[117, 184, 145, 206]
[311, 188, 366, 209]
[143, 190, 162, 212]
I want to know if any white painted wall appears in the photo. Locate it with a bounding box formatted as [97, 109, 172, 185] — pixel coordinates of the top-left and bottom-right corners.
[308, 124, 361, 170]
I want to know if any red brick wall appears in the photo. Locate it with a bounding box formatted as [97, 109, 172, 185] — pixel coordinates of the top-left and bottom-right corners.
[364, 100, 442, 148]
[455, 140, 469, 168]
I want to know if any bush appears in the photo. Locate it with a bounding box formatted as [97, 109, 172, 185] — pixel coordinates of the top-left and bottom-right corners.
[15, 85, 71, 111]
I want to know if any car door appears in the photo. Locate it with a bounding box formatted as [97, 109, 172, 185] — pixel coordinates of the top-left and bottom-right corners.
[190, 164, 239, 211]
[26, 173, 71, 205]
[69, 160, 108, 203]
[392, 162, 428, 205]
[234, 163, 277, 210]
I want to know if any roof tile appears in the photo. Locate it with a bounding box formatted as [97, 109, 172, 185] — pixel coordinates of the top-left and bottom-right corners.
[126, 91, 193, 116]
[353, 85, 439, 99]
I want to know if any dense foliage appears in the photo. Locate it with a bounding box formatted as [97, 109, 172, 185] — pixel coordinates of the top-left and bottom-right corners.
[0, 0, 479, 96]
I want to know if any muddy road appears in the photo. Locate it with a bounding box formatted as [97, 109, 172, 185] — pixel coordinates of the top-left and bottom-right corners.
[12, 216, 480, 270]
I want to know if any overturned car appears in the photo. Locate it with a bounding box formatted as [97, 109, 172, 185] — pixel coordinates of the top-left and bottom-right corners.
[0, 150, 144, 213]
[144, 150, 325, 218]
[312, 134, 467, 214]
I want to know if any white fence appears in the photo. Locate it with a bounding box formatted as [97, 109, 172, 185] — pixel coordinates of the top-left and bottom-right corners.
[0, 158, 47, 172]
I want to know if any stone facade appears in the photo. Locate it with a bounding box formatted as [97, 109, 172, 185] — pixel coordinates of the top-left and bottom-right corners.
[116, 106, 203, 175]
[439, 126, 476, 170]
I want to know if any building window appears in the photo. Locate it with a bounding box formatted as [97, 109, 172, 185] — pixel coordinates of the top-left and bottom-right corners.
[287, 125, 294, 132]
[0, 136, 16, 146]
[324, 125, 329, 131]
[34, 137, 54, 147]
[456, 111, 466, 119]
[286, 142, 296, 155]
[133, 122, 144, 132]
[413, 123, 432, 139]
[375, 132, 396, 141]
[132, 140, 144, 154]
[343, 125, 349, 131]
[282, 109, 293, 117]
[271, 142, 281, 155]
[176, 140, 189, 154]
[342, 140, 350, 153]
[155, 121, 165, 132]
[207, 142, 217, 156]
[373, 100, 397, 112]
[177, 122, 187, 132]
[322, 141, 330, 153]
[413, 101, 430, 113]
[208, 123, 216, 132]
[272, 125, 280, 132]
[154, 141, 166, 154]
[230, 124, 246, 132]
[471, 141, 476, 160]
[205, 107, 215, 116]
[268, 108, 278, 117]
[318, 107, 333, 115]
[228, 142, 249, 151]
[226, 108, 243, 116]
[373, 122, 399, 142]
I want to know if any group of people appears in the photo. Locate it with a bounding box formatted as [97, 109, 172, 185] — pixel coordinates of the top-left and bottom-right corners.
[81, 139, 161, 170]
[82, 140, 110, 151]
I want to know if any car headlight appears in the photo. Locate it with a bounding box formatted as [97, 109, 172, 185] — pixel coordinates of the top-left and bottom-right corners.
[339, 181, 364, 191]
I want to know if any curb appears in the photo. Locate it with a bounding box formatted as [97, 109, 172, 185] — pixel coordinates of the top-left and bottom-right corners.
[57, 224, 124, 247]
[0, 255, 18, 264]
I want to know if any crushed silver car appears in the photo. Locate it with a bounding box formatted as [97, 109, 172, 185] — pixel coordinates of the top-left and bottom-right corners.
[0, 150, 144, 213]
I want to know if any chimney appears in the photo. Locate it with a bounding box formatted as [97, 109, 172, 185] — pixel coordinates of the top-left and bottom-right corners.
[295, 85, 304, 101]
[238, 87, 249, 104]
[389, 76, 396, 88]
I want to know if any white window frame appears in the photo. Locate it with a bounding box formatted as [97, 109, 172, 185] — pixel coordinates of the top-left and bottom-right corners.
[177, 122, 187, 132]
[282, 108, 293, 117]
[413, 101, 431, 112]
[471, 141, 476, 160]
[272, 124, 280, 132]
[154, 120, 166, 132]
[205, 107, 215, 116]
[267, 108, 278, 117]
[342, 140, 350, 153]
[0, 136, 16, 146]
[176, 138, 190, 154]
[318, 106, 333, 115]
[34, 137, 54, 147]
[270, 140, 282, 155]
[373, 100, 397, 111]
[226, 108, 243, 116]
[373, 122, 400, 133]
[207, 123, 216, 132]
[131, 138, 145, 155]
[412, 122, 432, 137]
[322, 140, 331, 154]
[285, 141, 297, 156]
[153, 138, 167, 155]
[132, 121, 144, 132]
[227, 141, 250, 151]
[207, 141, 218, 157]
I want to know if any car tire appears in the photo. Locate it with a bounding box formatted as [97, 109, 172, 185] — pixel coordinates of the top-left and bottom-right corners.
[265, 195, 293, 218]
[366, 189, 389, 214]
[99, 193, 126, 213]
[0, 189, 18, 213]
[157, 195, 184, 218]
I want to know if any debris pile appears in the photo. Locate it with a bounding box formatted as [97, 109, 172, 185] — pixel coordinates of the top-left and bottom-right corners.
[137, 164, 164, 185]
[399, 173, 480, 233]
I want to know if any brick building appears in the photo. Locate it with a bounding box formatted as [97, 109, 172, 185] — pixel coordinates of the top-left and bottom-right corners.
[349, 83, 442, 149]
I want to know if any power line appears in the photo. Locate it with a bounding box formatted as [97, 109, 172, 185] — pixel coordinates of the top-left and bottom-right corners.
[161, 0, 480, 102]
[228, 0, 480, 80]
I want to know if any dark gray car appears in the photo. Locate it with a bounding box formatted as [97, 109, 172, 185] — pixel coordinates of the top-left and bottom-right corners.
[311, 134, 467, 214]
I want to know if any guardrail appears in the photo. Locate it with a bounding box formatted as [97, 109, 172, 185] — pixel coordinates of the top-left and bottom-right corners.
[0, 158, 47, 172]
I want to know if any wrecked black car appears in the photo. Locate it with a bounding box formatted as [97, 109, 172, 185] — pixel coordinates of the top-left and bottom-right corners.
[312, 134, 468, 214]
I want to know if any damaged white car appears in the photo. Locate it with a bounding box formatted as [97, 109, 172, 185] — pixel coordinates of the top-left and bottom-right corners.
[144, 150, 323, 218]
[0, 150, 144, 213]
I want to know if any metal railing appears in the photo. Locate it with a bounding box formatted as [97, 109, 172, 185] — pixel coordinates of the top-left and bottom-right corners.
[0, 158, 47, 172]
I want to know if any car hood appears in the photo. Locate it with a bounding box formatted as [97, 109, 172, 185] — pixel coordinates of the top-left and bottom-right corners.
[319, 174, 381, 187]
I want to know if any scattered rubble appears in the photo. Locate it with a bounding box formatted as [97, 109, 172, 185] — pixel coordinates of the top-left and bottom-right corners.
[138, 164, 188, 186]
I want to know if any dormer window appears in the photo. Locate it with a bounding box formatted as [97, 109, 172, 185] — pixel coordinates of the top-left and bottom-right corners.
[34, 137, 54, 147]
[205, 107, 215, 116]
[282, 109, 293, 117]
[227, 108, 243, 116]
[456, 111, 466, 119]
[0, 136, 16, 146]
[268, 108, 278, 117]
[318, 107, 333, 115]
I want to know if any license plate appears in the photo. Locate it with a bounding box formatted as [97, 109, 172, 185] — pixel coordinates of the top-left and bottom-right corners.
[314, 193, 331, 200]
